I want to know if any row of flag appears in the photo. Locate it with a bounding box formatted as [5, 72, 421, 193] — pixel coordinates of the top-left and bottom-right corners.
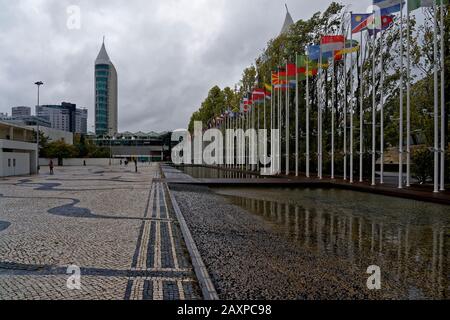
[217, 0, 447, 122]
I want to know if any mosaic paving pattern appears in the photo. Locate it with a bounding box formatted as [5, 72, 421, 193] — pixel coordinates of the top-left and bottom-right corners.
[0, 164, 201, 300]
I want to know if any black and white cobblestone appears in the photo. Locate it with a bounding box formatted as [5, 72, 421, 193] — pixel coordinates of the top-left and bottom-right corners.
[0, 164, 201, 300]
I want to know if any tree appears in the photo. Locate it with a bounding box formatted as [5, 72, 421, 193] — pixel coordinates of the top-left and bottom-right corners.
[42, 141, 78, 165]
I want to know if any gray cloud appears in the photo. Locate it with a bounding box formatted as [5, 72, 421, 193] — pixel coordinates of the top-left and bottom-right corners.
[0, 0, 369, 132]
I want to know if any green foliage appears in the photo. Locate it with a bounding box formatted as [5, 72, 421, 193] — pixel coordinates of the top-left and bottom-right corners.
[411, 147, 433, 184]
[40, 134, 111, 160]
[42, 140, 78, 160]
[73, 134, 110, 158]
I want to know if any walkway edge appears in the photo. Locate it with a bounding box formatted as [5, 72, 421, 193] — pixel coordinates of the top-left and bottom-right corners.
[165, 184, 219, 300]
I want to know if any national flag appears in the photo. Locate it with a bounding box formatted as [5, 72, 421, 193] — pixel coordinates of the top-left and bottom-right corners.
[279, 63, 297, 81]
[252, 88, 265, 104]
[243, 96, 253, 108]
[307, 45, 333, 61]
[274, 83, 296, 90]
[408, 0, 448, 11]
[264, 84, 272, 99]
[335, 39, 360, 56]
[368, 15, 395, 35]
[296, 55, 318, 69]
[239, 102, 246, 113]
[373, 0, 404, 15]
[297, 67, 318, 76]
[271, 70, 288, 85]
[351, 13, 373, 33]
[320, 35, 345, 53]
[296, 55, 318, 78]
[252, 88, 265, 96]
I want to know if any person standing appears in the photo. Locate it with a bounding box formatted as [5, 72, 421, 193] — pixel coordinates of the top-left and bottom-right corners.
[49, 159, 54, 175]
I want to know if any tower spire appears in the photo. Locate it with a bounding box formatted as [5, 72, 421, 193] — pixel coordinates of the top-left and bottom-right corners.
[280, 4, 294, 35]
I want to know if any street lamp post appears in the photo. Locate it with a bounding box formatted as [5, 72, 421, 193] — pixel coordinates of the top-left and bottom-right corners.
[34, 81, 44, 173]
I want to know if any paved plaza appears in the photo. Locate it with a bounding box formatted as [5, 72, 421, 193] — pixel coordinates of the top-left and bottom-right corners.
[0, 164, 201, 300]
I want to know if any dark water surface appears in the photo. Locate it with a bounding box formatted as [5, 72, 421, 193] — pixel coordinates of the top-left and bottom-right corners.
[174, 165, 267, 179]
[212, 187, 449, 299]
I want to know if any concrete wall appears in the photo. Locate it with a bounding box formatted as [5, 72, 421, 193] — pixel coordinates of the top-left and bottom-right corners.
[0, 138, 38, 176]
[1, 152, 30, 176]
[27, 126, 74, 145]
[39, 158, 122, 166]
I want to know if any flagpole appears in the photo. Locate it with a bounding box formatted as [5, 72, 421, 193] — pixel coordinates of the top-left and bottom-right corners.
[331, 56, 335, 179]
[440, 1, 446, 191]
[263, 85, 267, 172]
[371, 11, 376, 187]
[257, 96, 260, 172]
[241, 110, 243, 171]
[306, 55, 310, 178]
[433, 0, 439, 193]
[343, 34, 348, 181]
[406, 2, 411, 187]
[380, 27, 385, 184]
[295, 53, 299, 177]
[225, 112, 228, 168]
[399, 2, 404, 189]
[246, 97, 249, 171]
[360, 30, 364, 183]
[253, 97, 255, 171]
[319, 50, 323, 179]
[278, 68, 282, 175]
[286, 59, 290, 176]
[350, 19, 354, 184]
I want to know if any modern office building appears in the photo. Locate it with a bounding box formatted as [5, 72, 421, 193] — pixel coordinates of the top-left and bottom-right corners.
[12, 106, 31, 117]
[36, 103, 87, 134]
[95, 39, 118, 136]
[89, 131, 172, 162]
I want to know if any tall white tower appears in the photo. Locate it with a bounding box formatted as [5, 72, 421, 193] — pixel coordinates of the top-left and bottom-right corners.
[95, 38, 118, 136]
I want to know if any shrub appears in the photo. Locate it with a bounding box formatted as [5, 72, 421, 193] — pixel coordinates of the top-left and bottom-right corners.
[411, 147, 433, 184]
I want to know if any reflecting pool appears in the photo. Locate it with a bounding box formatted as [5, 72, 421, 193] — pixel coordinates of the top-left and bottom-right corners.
[174, 165, 266, 179]
[212, 187, 449, 299]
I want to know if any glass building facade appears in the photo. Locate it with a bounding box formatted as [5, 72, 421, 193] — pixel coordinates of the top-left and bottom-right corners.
[95, 41, 118, 136]
[95, 64, 109, 135]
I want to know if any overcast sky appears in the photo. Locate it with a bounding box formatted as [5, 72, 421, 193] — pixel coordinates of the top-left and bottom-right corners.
[0, 0, 372, 132]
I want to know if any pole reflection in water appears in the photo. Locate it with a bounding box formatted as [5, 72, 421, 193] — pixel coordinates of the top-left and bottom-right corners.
[213, 187, 449, 299]
[174, 165, 269, 179]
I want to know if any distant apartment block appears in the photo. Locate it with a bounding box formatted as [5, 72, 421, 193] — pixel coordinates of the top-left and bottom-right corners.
[12, 106, 31, 117]
[75, 108, 88, 134]
[36, 103, 87, 134]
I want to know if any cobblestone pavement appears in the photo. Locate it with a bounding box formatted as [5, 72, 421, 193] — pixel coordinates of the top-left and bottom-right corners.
[0, 164, 201, 300]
